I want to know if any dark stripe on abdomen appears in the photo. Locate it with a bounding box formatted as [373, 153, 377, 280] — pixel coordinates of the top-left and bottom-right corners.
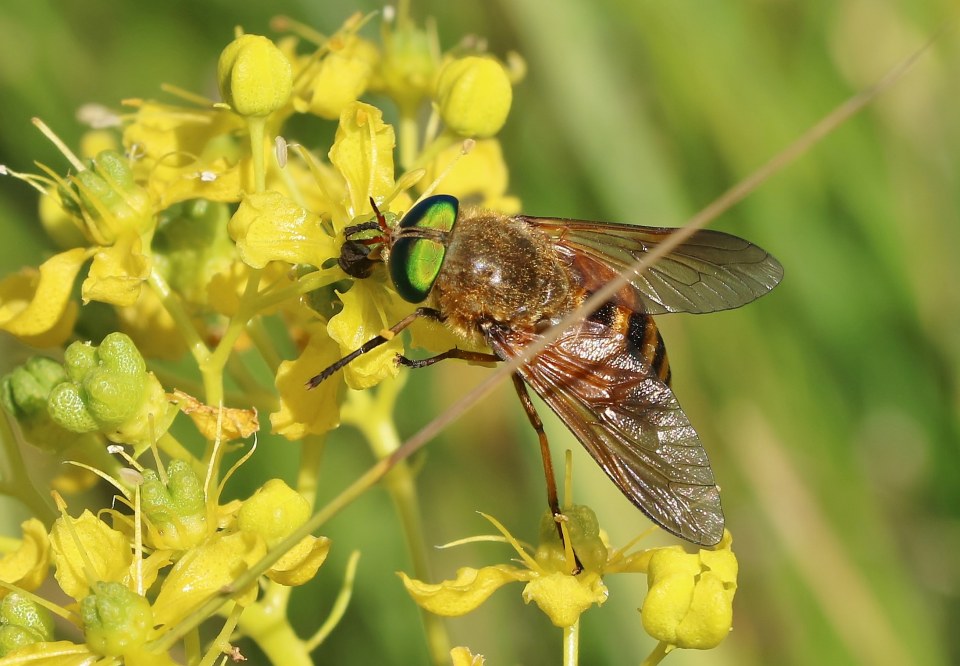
[587, 298, 619, 327]
[627, 312, 672, 382]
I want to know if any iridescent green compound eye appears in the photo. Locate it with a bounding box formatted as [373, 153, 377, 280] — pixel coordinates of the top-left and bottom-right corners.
[390, 194, 459, 303]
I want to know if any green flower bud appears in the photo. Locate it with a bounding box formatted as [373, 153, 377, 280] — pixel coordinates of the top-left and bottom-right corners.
[435, 56, 512, 138]
[218, 34, 293, 117]
[0, 592, 54, 656]
[81, 582, 153, 657]
[535, 505, 608, 574]
[141, 459, 208, 550]
[2, 357, 67, 422]
[1, 357, 75, 451]
[66, 151, 152, 245]
[238, 479, 310, 547]
[48, 332, 147, 434]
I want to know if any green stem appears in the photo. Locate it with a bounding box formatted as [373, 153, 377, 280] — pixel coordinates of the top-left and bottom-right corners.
[296, 436, 326, 509]
[563, 619, 580, 666]
[398, 110, 419, 171]
[342, 385, 450, 666]
[237, 586, 311, 666]
[245, 317, 284, 375]
[225, 354, 278, 411]
[247, 116, 268, 194]
[640, 641, 671, 666]
[156, 432, 195, 461]
[0, 410, 55, 524]
[147, 268, 210, 369]
[201, 268, 262, 407]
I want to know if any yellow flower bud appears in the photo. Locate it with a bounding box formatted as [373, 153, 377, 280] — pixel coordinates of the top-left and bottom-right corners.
[641, 532, 738, 649]
[238, 479, 310, 547]
[435, 56, 512, 138]
[218, 34, 293, 117]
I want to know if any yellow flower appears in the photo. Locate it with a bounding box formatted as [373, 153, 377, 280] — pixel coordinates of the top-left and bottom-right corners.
[81, 231, 150, 307]
[122, 100, 246, 208]
[421, 139, 520, 214]
[640, 531, 738, 650]
[271, 324, 343, 439]
[237, 479, 331, 586]
[228, 190, 336, 269]
[450, 646, 486, 666]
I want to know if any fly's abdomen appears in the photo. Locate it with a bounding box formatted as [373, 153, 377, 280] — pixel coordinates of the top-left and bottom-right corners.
[581, 290, 672, 385]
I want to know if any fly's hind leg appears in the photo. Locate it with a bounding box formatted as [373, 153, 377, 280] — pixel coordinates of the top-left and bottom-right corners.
[511, 373, 583, 574]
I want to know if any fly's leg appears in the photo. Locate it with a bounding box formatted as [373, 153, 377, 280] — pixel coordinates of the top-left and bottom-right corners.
[396, 349, 501, 369]
[306, 307, 442, 388]
[511, 373, 583, 574]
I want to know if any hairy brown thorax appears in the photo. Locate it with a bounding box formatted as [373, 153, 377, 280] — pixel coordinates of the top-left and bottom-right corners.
[432, 209, 575, 337]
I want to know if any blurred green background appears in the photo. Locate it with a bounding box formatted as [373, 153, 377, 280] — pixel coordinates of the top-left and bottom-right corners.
[1, 1, 957, 664]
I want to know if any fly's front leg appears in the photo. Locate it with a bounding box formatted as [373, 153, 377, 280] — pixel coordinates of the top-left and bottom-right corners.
[306, 307, 442, 388]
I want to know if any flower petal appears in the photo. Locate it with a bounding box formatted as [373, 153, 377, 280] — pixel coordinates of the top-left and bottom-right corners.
[151, 531, 266, 628]
[170, 389, 259, 441]
[328, 102, 396, 220]
[228, 191, 336, 269]
[0, 248, 87, 346]
[399, 565, 529, 617]
[271, 325, 343, 439]
[49, 510, 132, 601]
[81, 233, 150, 307]
[266, 535, 331, 586]
[326, 280, 405, 390]
[0, 519, 50, 595]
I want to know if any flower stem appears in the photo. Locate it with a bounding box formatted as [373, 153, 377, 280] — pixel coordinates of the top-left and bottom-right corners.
[147, 268, 210, 369]
[342, 384, 451, 665]
[563, 619, 580, 666]
[247, 116, 268, 194]
[296, 435, 326, 509]
[640, 641, 671, 666]
[237, 588, 312, 666]
[398, 110, 419, 171]
[0, 410, 54, 524]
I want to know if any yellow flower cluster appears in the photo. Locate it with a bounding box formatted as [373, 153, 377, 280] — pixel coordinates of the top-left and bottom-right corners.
[0, 7, 523, 663]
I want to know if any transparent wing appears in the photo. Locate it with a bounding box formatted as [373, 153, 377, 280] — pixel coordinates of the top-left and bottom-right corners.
[522, 216, 783, 315]
[487, 320, 724, 546]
